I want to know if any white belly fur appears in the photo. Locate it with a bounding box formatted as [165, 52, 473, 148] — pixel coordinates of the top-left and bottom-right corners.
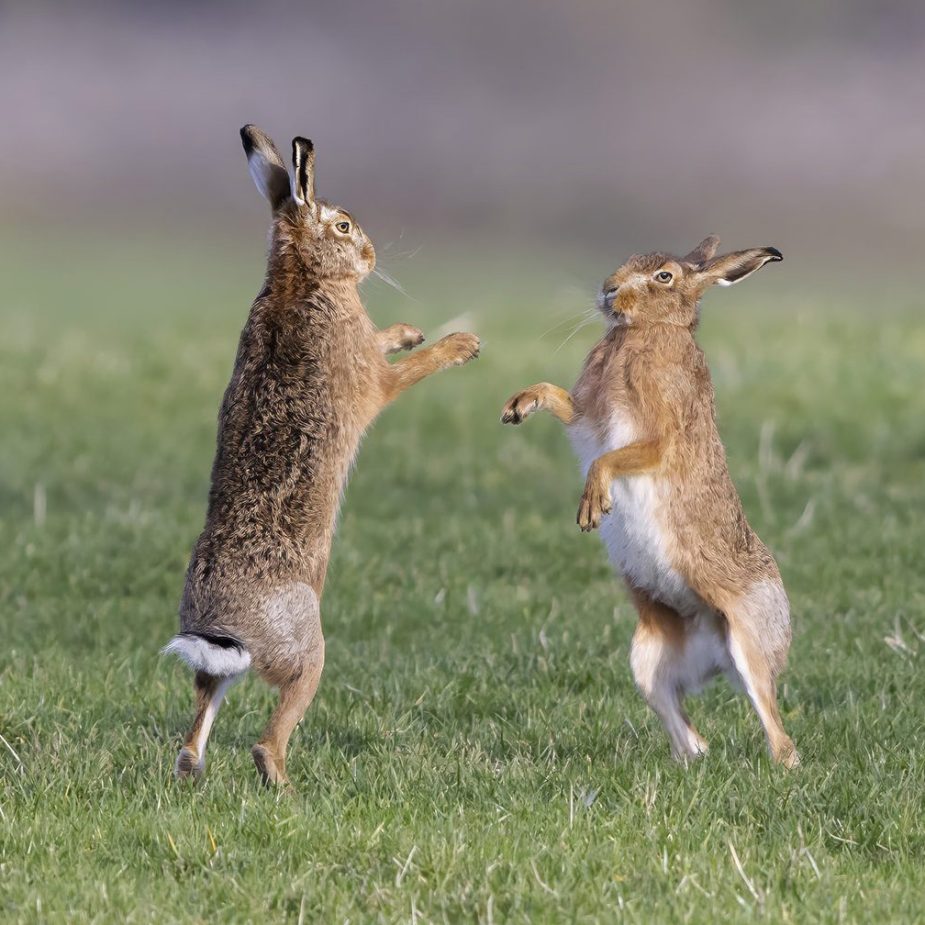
[568, 413, 702, 618]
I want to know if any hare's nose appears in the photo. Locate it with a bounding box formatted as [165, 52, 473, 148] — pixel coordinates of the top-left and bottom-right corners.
[597, 286, 619, 311]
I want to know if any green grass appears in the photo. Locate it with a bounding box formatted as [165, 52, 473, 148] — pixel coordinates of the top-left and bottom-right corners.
[2, 235, 925, 923]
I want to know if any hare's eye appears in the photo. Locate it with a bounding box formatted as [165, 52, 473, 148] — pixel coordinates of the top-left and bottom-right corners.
[655, 270, 673, 283]
[335, 221, 351, 234]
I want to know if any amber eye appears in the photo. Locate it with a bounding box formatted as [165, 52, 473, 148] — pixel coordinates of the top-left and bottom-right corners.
[335, 220, 351, 234]
[655, 270, 673, 283]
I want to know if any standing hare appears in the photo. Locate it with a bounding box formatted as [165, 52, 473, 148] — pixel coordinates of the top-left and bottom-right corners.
[501, 237, 798, 767]
[163, 126, 480, 787]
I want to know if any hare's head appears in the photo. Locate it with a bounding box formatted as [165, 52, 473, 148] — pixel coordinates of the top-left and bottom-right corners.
[240, 125, 376, 281]
[598, 236, 782, 328]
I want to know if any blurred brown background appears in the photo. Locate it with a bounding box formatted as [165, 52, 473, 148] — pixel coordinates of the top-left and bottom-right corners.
[2, 0, 924, 281]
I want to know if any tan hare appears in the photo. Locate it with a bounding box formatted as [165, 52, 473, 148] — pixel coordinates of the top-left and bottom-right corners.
[501, 236, 798, 767]
[163, 126, 480, 787]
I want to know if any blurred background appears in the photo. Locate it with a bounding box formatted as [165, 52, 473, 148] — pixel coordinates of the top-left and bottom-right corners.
[3, 0, 925, 282]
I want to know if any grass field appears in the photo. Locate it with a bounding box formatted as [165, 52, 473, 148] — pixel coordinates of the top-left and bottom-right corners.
[2, 235, 925, 923]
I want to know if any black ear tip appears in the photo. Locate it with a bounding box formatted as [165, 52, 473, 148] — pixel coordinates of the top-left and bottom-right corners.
[766, 247, 783, 261]
[240, 125, 255, 153]
[293, 136, 314, 153]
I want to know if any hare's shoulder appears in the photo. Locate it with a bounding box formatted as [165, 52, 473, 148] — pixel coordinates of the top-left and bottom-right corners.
[621, 339, 709, 423]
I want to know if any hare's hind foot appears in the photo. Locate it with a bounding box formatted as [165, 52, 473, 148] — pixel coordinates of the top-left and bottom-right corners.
[252, 743, 290, 788]
[175, 746, 204, 780]
[672, 730, 709, 764]
[630, 620, 710, 764]
[721, 581, 799, 770]
[173, 670, 240, 782]
[247, 589, 325, 791]
[628, 589, 729, 764]
[774, 737, 800, 769]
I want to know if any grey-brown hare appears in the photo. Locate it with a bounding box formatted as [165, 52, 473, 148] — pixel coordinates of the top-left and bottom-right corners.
[501, 237, 798, 767]
[164, 126, 480, 787]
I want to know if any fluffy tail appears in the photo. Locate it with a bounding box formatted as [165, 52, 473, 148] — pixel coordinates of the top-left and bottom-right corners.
[161, 631, 251, 677]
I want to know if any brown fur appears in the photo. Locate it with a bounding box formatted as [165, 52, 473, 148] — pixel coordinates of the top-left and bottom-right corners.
[501, 237, 798, 767]
[171, 127, 480, 787]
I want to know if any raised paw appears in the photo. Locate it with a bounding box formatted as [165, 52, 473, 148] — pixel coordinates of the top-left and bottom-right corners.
[438, 332, 480, 366]
[393, 324, 425, 352]
[577, 468, 612, 532]
[501, 389, 540, 425]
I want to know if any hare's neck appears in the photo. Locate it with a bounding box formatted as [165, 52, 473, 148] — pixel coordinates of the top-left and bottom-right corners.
[622, 322, 696, 346]
[314, 277, 363, 309]
[264, 247, 362, 314]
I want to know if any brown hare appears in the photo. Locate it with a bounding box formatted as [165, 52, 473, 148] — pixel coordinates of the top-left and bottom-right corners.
[501, 236, 798, 767]
[163, 126, 480, 787]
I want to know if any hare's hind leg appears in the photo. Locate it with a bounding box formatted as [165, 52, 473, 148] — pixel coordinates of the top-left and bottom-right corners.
[722, 582, 798, 768]
[628, 588, 708, 761]
[252, 648, 324, 788]
[176, 671, 238, 779]
[252, 585, 325, 788]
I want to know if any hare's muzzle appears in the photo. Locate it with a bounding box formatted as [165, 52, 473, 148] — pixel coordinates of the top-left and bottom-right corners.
[598, 286, 619, 312]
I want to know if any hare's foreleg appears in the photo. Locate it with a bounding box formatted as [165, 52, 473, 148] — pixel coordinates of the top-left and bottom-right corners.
[577, 441, 665, 531]
[500, 383, 574, 425]
[383, 332, 480, 400]
[377, 323, 424, 355]
[628, 588, 708, 762]
[175, 671, 238, 779]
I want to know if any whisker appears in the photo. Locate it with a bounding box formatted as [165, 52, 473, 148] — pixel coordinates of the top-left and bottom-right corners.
[537, 304, 600, 341]
[554, 315, 596, 353]
[536, 310, 590, 341]
[372, 266, 417, 301]
[377, 230, 423, 262]
[378, 244, 424, 261]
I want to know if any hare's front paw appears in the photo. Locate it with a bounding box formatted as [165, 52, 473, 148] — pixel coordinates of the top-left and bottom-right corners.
[577, 467, 613, 532]
[395, 324, 425, 351]
[381, 323, 425, 354]
[439, 332, 481, 366]
[501, 389, 540, 424]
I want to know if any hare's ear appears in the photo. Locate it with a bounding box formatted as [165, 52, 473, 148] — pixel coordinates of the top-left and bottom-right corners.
[699, 247, 782, 287]
[291, 137, 316, 209]
[682, 235, 721, 267]
[240, 125, 290, 209]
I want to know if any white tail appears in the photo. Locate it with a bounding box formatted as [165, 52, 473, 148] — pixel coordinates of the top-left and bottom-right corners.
[162, 633, 251, 677]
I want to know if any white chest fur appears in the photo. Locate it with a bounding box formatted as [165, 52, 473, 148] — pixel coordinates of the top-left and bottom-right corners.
[567, 413, 701, 617]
